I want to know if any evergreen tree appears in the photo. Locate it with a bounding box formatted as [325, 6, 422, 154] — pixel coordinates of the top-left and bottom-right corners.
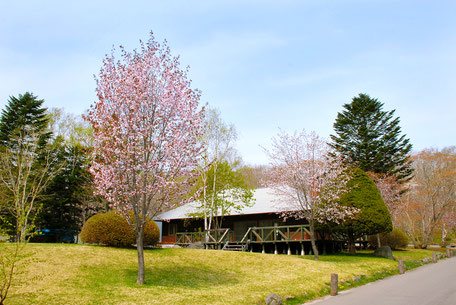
[0, 92, 56, 241]
[35, 143, 87, 241]
[0, 92, 51, 150]
[321, 167, 392, 254]
[330, 93, 413, 182]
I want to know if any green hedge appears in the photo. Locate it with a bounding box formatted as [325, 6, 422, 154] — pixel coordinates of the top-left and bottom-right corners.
[368, 228, 409, 250]
[80, 211, 159, 247]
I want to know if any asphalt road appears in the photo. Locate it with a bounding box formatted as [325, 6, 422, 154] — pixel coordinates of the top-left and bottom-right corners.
[307, 256, 456, 305]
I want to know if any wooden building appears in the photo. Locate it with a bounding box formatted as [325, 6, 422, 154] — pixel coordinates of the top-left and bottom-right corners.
[156, 188, 342, 254]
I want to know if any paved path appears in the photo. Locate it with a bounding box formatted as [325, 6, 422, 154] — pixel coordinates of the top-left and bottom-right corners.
[307, 257, 456, 305]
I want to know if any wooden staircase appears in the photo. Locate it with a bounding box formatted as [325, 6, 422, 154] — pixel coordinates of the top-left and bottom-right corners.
[222, 242, 247, 252]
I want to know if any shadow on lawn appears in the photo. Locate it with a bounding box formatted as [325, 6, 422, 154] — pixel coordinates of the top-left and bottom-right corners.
[77, 263, 239, 289]
[300, 252, 379, 262]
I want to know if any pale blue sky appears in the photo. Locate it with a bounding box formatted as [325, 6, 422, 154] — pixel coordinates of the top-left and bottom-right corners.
[1, 0, 455, 164]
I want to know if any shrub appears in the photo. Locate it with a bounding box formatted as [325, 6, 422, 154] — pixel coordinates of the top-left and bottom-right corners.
[368, 228, 409, 250]
[80, 211, 159, 247]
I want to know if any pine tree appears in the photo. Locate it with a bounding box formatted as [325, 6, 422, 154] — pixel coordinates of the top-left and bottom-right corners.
[330, 93, 413, 182]
[0, 92, 51, 150]
[0, 92, 53, 239]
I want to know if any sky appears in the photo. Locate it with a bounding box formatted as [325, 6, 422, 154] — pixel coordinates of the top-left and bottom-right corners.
[1, 0, 455, 165]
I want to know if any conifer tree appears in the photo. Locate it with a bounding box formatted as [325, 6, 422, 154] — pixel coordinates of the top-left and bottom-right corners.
[330, 93, 413, 182]
[321, 167, 392, 254]
[0, 92, 51, 150]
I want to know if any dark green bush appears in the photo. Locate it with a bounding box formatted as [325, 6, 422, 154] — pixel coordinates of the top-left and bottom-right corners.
[368, 228, 409, 250]
[80, 211, 159, 247]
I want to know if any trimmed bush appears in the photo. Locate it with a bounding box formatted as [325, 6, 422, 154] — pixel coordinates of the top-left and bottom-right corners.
[80, 211, 159, 247]
[368, 228, 409, 250]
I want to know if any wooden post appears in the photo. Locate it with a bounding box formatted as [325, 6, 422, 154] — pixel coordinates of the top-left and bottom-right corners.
[330, 273, 338, 296]
[274, 243, 277, 255]
[432, 252, 437, 263]
[301, 243, 305, 256]
[398, 260, 405, 274]
[446, 249, 451, 258]
[287, 244, 291, 255]
[262, 244, 265, 254]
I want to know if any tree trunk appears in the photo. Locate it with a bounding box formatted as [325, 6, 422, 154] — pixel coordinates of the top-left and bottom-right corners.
[376, 233, 381, 248]
[136, 227, 145, 284]
[348, 234, 356, 254]
[309, 220, 319, 260]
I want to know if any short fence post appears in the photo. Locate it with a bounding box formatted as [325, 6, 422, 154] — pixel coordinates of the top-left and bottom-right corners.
[447, 249, 451, 258]
[398, 260, 405, 274]
[330, 273, 338, 296]
[432, 252, 437, 263]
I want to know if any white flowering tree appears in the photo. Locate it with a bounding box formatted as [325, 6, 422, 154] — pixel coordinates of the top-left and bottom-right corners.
[266, 130, 358, 259]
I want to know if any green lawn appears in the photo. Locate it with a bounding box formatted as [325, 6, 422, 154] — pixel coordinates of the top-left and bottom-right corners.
[3, 244, 445, 305]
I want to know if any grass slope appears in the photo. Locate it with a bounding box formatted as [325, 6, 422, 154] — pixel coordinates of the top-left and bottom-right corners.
[4, 244, 441, 305]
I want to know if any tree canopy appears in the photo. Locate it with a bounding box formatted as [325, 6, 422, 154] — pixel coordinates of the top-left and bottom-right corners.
[86, 33, 205, 284]
[322, 167, 392, 253]
[194, 161, 253, 230]
[330, 93, 413, 182]
[0, 92, 51, 150]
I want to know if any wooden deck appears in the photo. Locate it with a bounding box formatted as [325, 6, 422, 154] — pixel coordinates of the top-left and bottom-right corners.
[175, 224, 321, 247]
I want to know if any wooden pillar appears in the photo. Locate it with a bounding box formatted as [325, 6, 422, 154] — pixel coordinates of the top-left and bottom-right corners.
[287, 244, 291, 255]
[262, 244, 265, 254]
[301, 243, 305, 256]
[398, 260, 405, 274]
[274, 243, 277, 255]
[330, 273, 338, 296]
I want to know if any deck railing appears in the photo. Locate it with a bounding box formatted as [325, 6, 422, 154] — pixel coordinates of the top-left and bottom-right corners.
[176, 224, 317, 246]
[204, 228, 233, 244]
[240, 224, 312, 243]
[176, 232, 204, 245]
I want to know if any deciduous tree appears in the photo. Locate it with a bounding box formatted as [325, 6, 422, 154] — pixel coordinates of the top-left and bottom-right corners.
[86, 33, 205, 284]
[197, 108, 238, 241]
[0, 93, 62, 305]
[193, 161, 253, 230]
[396, 147, 456, 248]
[265, 130, 357, 260]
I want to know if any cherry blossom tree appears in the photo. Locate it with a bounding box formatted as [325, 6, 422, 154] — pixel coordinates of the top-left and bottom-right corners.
[265, 130, 357, 260]
[86, 33, 205, 284]
[367, 172, 403, 247]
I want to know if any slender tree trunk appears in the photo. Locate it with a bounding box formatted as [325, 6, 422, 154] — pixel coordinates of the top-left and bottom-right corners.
[348, 234, 356, 254]
[136, 227, 145, 284]
[376, 233, 381, 248]
[309, 219, 319, 260]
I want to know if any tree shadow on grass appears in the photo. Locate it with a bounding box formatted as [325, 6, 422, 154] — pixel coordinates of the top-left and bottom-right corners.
[76, 263, 239, 290]
[300, 252, 385, 263]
